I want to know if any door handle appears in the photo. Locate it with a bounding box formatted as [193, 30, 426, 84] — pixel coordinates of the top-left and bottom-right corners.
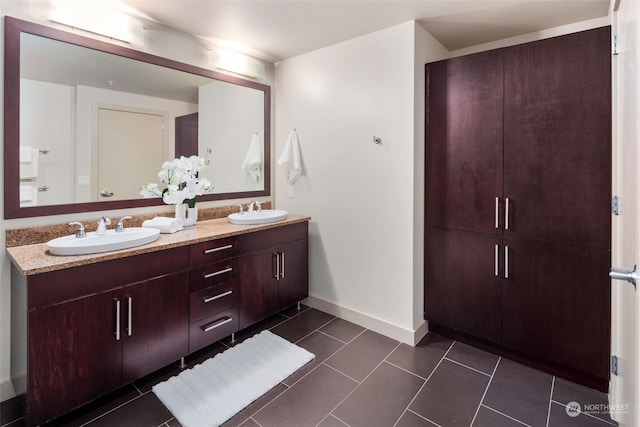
[100, 190, 114, 197]
[610, 265, 638, 288]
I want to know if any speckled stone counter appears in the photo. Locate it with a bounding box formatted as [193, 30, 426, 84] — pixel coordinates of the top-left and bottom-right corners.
[7, 213, 310, 276]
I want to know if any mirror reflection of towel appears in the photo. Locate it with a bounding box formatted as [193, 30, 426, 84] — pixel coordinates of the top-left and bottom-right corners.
[241, 133, 262, 184]
[19, 147, 39, 180]
[19, 185, 38, 207]
[278, 129, 303, 198]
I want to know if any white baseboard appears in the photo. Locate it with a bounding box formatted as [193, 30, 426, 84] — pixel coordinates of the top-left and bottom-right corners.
[304, 295, 428, 346]
[0, 377, 16, 402]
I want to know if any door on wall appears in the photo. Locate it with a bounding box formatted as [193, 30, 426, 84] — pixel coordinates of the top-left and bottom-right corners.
[97, 108, 167, 201]
[610, 1, 639, 425]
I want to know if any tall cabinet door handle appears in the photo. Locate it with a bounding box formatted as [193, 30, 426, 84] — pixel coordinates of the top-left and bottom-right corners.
[504, 245, 510, 279]
[495, 197, 500, 229]
[505, 197, 510, 230]
[494, 244, 499, 277]
[274, 253, 280, 280]
[114, 299, 121, 341]
[126, 296, 133, 337]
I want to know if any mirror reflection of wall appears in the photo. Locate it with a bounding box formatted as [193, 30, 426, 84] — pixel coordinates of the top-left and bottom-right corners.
[16, 29, 266, 209]
[199, 81, 265, 193]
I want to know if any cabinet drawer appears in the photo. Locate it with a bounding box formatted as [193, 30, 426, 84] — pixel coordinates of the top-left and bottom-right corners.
[190, 258, 238, 292]
[189, 308, 238, 353]
[190, 284, 237, 322]
[190, 237, 238, 266]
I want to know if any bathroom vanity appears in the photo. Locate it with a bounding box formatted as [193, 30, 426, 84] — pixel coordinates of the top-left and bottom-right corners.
[7, 215, 309, 426]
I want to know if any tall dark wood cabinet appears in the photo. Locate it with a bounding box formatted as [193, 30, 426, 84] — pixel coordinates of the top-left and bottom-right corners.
[425, 26, 611, 391]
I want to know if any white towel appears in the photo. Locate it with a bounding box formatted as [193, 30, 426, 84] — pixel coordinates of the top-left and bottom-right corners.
[19, 185, 38, 207]
[241, 133, 262, 185]
[19, 148, 39, 180]
[19, 146, 33, 163]
[277, 129, 303, 198]
[142, 217, 182, 234]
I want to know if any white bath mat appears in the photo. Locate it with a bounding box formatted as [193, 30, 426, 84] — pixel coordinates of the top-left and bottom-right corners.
[152, 330, 315, 427]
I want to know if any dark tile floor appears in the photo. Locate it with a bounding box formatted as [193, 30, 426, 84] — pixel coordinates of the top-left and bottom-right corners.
[1, 306, 618, 427]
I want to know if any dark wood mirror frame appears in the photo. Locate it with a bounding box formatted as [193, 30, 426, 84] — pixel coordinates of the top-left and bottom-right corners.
[4, 16, 271, 219]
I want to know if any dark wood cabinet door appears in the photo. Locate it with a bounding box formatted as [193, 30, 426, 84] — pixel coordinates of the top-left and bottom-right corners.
[502, 237, 610, 381]
[238, 249, 279, 329]
[175, 112, 198, 157]
[278, 239, 309, 310]
[426, 49, 504, 234]
[121, 272, 189, 384]
[425, 227, 503, 343]
[28, 289, 122, 426]
[503, 27, 611, 248]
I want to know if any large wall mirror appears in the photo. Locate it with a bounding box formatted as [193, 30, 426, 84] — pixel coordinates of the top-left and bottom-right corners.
[4, 16, 271, 219]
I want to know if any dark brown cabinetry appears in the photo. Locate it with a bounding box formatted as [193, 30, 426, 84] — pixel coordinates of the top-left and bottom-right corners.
[188, 236, 239, 353]
[15, 220, 310, 426]
[425, 27, 611, 391]
[25, 248, 190, 425]
[238, 222, 309, 329]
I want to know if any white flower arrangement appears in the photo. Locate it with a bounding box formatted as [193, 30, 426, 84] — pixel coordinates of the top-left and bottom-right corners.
[140, 155, 211, 207]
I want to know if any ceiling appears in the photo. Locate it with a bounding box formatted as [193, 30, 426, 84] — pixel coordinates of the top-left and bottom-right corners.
[120, 0, 611, 62]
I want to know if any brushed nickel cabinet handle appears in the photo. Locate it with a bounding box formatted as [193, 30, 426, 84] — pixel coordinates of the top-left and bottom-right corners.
[280, 252, 285, 279]
[114, 299, 121, 341]
[495, 197, 499, 229]
[203, 290, 233, 303]
[204, 244, 233, 254]
[203, 267, 233, 279]
[202, 317, 233, 332]
[505, 245, 510, 279]
[274, 253, 280, 280]
[127, 296, 133, 337]
[505, 197, 510, 230]
[495, 244, 499, 277]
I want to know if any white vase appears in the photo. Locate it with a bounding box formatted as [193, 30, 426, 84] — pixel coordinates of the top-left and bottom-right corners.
[184, 206, 198, 227]
[174, 203, 186, 228]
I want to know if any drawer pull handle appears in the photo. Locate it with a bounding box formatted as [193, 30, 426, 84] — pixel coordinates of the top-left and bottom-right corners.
[204, 267, 233, 279]
[202, 317, 232, 332]
[204, 244, 233, 254]
[203, 290, 233, 303]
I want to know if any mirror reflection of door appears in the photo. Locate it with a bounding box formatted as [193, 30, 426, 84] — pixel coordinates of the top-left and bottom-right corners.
[97, 108, 167, 201]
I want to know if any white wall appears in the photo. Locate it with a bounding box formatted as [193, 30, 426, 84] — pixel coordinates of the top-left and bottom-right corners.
[274, 21, 448, 343]
[0, 0, 274, 401]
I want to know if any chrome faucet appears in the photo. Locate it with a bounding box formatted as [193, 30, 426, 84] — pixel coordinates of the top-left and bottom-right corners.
[248, 200, 262, 213]
[115, 216, 132, 232]
[96, 216, 111, 235]
[69, 221, 86, 238]
[235, 204, 245, 215]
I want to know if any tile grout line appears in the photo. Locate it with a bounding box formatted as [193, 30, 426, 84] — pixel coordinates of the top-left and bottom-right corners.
[443, 356, 494, 378]
[321, 340, 403, 426]
[480, 404, 531, 426]
[545, 376, 555, 427]
[405, 408, 443, 426]
[391, 339, 456, 427]
[469, 355, 501, 426]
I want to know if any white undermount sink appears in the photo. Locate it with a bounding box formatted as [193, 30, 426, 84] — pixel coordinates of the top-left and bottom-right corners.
[228, 209, 288, 225]
[47, 227, 161, 256]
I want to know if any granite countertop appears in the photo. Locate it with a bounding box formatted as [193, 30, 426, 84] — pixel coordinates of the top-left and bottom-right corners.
[7, 214, 311, 276]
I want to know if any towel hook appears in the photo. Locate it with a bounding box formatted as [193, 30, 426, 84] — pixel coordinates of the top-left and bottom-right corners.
[373, 136, 382, 145]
